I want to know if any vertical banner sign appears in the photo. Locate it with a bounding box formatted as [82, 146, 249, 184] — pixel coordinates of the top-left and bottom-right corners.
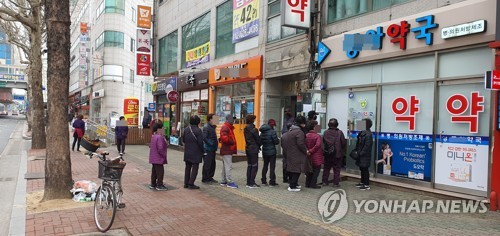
[435, 91, 488, 192]
[137, 5, 152, 29]
[232, 0, 260, 43]
[185, 42, 210, 68]
[281, 0, 311, 30]
[137, 29, 152, 53]
[124, 97, 139, 126]
[136, 53, 151, 76]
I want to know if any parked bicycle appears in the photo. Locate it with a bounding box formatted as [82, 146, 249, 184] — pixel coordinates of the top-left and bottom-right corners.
[86, 151, 126, 232]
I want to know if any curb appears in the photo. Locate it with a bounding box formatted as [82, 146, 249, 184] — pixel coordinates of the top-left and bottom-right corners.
[9, 132, 28, 236]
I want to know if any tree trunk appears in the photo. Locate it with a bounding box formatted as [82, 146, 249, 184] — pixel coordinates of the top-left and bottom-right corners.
[26, 66, 33, 132]
[30, 5, 46, 149]
[42, 0, 72, 201]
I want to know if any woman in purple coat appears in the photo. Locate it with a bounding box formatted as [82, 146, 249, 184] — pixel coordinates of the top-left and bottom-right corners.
[149, 123, 168, 191]
[72, 115, 85, 151]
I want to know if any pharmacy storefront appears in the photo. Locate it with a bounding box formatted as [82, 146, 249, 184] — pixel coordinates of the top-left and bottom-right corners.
[178, 70, 210, 130]
[322, 0, 496, 197]
[209, 56, 263, 153]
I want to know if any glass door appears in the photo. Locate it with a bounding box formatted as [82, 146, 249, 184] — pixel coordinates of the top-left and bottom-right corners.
[346, 88, 377, 174]
[434, 81, 490, 197]
[232, 97, 255, 153]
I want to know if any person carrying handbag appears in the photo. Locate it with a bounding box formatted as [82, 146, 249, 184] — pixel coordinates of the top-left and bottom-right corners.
[182, 115, 204, 189]
[322, 118, 346, 187]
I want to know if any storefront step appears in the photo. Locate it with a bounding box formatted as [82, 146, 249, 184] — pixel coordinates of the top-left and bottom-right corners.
[341, 171, 489, 203]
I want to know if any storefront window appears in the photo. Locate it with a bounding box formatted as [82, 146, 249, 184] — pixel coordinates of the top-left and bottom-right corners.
[267, 0, 305, 43]
[378, 82, 434, 182]
[181, 12, 211, 68]
[215, 83, 255, 124]
[216, 1, 234, 58]
[158, 31, 178, 75]
[95, 31, 124, 49]
[327, 0, 413, 23]
[215, 85, 232, 121]
[434, 82, 490, 196]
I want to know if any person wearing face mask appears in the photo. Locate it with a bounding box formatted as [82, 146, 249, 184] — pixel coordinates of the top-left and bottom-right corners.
[219, 114, 239, 189]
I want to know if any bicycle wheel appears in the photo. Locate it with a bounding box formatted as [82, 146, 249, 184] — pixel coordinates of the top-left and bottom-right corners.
[94, 184, 116, 232]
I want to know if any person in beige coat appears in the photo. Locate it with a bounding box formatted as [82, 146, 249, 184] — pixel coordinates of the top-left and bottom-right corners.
[281, 115, 309, 192]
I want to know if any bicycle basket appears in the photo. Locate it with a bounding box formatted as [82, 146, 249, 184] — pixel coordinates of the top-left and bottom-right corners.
[98, 160, 126, 180]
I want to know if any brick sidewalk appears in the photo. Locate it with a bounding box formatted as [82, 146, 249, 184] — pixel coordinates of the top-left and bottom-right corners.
[25, 149, 290, 236]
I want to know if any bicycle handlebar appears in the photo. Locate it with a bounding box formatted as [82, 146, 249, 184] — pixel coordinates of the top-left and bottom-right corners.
[86, 151, 124, 162]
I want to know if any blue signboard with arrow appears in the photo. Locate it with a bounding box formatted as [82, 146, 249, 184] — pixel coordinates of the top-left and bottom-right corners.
[317, 41, 331, 65]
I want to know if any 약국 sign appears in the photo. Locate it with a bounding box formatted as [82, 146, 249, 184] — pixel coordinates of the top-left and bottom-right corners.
[281, 0, 311, 30]
[232, 0, 260, 43]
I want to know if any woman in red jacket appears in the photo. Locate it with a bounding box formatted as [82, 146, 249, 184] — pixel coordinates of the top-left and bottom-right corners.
[305, 120, 323, 189]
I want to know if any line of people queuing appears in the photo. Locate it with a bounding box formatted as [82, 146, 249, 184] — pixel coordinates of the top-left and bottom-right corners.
[148, 111, 373, 192]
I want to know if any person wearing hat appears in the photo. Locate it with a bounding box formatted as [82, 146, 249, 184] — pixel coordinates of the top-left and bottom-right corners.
[281, 108, 295, 135]
[259, 119, 280, 186]
[281, 115, 309, 192]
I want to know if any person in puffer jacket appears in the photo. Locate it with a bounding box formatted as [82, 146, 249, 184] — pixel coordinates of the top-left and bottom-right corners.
[244, 114, 261, 188]
[305, 120, 323, 189]
[259, 119, 280, 186]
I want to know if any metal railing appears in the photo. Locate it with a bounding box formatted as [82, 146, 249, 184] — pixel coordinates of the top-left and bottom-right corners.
[85, 119, 115, 146]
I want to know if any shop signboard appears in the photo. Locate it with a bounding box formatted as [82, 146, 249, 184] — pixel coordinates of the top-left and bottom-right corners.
[232, 0, 260, 43]
[148, 102, 156, 112]
[167, 91, 179, 103]
[136, 53, 151, 76]
[281, 0, 310, 30]
[441, 20, 486, 39]
[123, 97, 139, 126]
[185, 42, 210, 68]
[152, 77, 176, 95]
[137, 29, 152, 53]
[137, 5, 152, 29]
[485, 70, 500, 90]
[209, 55, 262, 85]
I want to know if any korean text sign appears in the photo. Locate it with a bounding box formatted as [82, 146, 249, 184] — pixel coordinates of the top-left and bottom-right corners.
[136, 53, 151, 76]
[232, 0, 260, 43]
[137, 5, 152, 29]
[281, 0, 311, 30]
[185, 42, 210, 68]
[124, 97, 139, 126]
[137, 30, 151, 53]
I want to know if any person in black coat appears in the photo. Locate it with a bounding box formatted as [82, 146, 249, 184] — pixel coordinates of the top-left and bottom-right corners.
[182, 115, 204, 189]
[244, 114, 261, 188]
[355, 118, 374, 190]
[259, 119, 280, 186]
[202, 114, 218, 184]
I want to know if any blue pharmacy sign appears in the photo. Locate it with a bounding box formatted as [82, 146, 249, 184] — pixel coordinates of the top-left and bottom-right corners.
[377, 132, 433, 182]
[317, 42, 331, 65]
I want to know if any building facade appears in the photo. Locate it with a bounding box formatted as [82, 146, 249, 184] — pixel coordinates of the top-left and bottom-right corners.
[69, 0, 154, 126]
[321, 0, 496, 199]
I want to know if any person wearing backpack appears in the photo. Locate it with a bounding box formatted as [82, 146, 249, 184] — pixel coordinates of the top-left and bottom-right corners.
[322, 118, 347, 187]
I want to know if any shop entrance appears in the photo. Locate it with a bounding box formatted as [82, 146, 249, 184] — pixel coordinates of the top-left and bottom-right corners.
[434, 80, 490, 197]
[346, 87, 377, 175]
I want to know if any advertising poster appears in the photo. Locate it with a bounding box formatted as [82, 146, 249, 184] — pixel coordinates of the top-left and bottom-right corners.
[123, 97, 139, 126]
[136, 53, 151, 76]
[232, 0, 260, 43]
[435, 135, 489, 192]
[137, 5, 152, 29]
[185, 42, 210, 68]
[137, 29, 151, 53]
[377, 132, 432, 181]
